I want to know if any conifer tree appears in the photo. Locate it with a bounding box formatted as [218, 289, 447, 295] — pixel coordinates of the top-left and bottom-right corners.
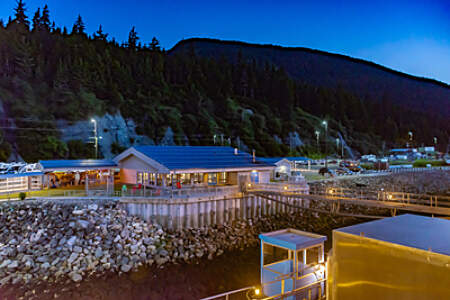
[127, 26, 139, 50]
[93, 24, 108, 41]
[13, 0, 30, 27]
[32, 8, 41, 31]
[149, 37, 161, 51]
[41, 5, 51, 31]
[71, 14, 85, 35]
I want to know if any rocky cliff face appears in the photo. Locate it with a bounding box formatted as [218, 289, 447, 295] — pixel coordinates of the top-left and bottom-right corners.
[57, 112, 154, 159]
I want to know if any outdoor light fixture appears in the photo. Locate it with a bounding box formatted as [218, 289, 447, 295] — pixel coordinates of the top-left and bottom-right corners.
[328, 189, 334, 195]
[248, 183, 251, 187]
[254, 288, 260, 295]
[284, 186, 288, 190]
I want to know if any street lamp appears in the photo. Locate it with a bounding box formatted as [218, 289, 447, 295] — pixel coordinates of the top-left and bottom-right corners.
[91, 119, 98, 159]
[336, 138, 339, 157]
[322, 121, 328, 168]
[315, 130, 320, 151]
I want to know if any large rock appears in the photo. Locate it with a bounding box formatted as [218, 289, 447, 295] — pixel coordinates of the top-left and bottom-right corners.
[67, 253, 79, 264]
[71, 272, 82, 282]
[120, 264, 132, 273]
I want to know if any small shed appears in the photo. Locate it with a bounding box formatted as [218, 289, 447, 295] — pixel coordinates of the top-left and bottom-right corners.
[328, 214, 450, 300]
[259, 228, 327, 299]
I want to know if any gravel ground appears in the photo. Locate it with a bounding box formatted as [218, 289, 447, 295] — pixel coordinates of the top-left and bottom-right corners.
[310, 170, 450, 195]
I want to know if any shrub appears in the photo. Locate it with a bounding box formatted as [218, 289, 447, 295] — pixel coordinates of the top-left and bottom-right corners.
[19, 192, 26, 200]
[360, 163, 375, 170]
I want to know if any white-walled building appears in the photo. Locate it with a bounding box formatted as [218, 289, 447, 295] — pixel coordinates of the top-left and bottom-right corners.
[114, 146, 275, 188]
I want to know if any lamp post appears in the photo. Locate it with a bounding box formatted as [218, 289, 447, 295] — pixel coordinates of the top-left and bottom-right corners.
[322, 121, 328, 168]
[315, 130, 320, 152]
[91, 119, 98, 159]
[336, 138, 340, 158]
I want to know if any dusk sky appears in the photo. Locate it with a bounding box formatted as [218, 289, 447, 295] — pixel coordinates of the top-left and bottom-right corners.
[1, 0, 449, 84]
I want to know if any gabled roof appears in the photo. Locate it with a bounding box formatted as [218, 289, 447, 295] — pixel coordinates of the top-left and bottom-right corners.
[39, 159, 117, 171]
[336, 214, 450, 256]
[117, 146, 274, 171]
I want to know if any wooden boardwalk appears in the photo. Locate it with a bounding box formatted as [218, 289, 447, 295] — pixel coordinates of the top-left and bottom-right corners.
[250, 188, 450, 217]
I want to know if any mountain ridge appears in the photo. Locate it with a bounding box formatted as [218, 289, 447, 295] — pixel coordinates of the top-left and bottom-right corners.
[170, 38, 450, 117]
[170, 37, 450, 88]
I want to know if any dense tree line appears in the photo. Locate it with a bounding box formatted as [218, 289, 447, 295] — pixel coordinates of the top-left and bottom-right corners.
[0, 1, 447, 161]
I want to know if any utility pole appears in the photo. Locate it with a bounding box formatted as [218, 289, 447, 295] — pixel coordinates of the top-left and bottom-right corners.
[91, 119, 98, 159]
[315, 130, 320, 152]
[322, 120, 328, 168]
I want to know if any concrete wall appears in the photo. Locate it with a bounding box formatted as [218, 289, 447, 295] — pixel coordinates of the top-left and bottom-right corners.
[121, 194, 310, 230]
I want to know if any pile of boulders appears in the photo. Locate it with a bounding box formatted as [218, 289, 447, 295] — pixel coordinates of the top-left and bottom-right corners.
[0, 200, 263, 287]
[310, 170, 450, 195]
[0, 199, 361, 288]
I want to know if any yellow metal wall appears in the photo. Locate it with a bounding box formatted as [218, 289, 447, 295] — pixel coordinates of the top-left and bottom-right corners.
[327, 231, 450, 300]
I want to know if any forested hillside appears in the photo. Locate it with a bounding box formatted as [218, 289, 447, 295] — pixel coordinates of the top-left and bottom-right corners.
[0, 1, 448, 161]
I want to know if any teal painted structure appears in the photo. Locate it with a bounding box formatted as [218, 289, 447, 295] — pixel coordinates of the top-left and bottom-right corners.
[259, 229, 326, 299]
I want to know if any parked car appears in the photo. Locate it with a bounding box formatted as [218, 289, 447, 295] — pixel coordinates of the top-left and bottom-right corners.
[336, 167, 352, 176]
[319, 167, 335, 177]
[340, 160, 361, 172]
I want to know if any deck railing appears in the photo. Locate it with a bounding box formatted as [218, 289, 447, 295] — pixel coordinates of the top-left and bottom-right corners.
[200, 278, 326, 300]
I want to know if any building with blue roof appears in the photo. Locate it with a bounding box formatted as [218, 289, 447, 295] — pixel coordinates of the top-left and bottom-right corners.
[114, 146, 275, 187]
[38, 159, 117, 190]
[257, 156, 311, 181]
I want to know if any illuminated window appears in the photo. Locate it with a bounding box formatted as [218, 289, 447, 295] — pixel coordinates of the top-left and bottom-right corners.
[193, 173, 202, 184]
[208, 173, 217, 185]
[137, 172, 143, 184]
[218, 172, 227, 184]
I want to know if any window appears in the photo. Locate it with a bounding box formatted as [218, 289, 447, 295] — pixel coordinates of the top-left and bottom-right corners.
[180, 173, 191, 184]
[156, 174, 163, 186]
[306, 246, 320, 266]
[193, 173, 202, 184]
[250, 171, 259, 183]
[166, 174, 173, 186]
[149, 173, 156, 185]
[137, 172, 143, 184]
[218, 172, 227, 184]
[263, 243, 289, 266]
[208, 173, 217, 185]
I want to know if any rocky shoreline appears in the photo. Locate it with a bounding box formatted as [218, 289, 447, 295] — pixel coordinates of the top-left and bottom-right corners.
[0, 199, 360, 299]
[0, 200, 258, 288]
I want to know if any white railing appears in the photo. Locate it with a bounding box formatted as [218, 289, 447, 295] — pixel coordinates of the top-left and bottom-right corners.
[248, 182, 309, 194]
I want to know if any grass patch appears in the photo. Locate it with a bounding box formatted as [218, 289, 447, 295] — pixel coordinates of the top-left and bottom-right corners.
[412, 159, 447, 168]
